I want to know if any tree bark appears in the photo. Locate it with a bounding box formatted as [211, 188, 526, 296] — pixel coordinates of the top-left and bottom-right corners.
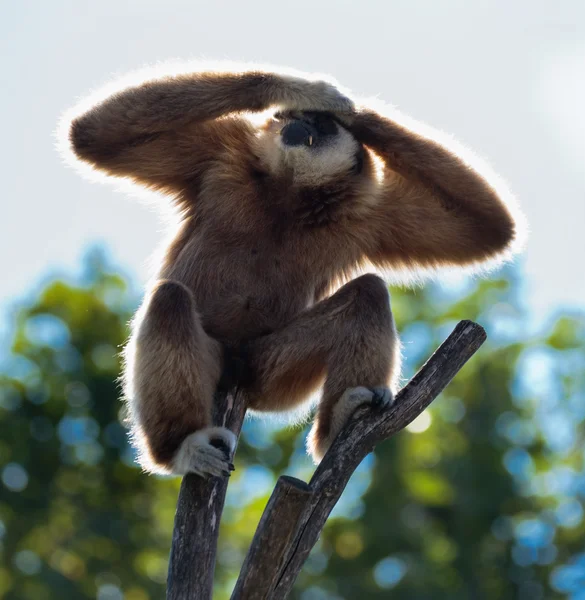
[232, 476, 313, 599]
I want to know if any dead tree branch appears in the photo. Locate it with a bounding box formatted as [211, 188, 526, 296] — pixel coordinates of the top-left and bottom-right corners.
[232, 319, 486, 599]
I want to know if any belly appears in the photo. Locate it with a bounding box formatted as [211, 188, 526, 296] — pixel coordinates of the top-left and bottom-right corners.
[167, 246, 314, 343]
[200, 281, 315, 342]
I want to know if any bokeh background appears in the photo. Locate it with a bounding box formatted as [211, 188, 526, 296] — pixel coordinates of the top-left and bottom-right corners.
[1, 1, 585, 599]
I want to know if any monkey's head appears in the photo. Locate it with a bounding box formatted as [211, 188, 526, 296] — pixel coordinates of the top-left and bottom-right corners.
[258, 111, 364, 186]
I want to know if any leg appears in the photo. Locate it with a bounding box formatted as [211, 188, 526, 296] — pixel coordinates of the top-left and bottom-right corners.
[247, 274, 400, 462]
[124, 280, 235, 476]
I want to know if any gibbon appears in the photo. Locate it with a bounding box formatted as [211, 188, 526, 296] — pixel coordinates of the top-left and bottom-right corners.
[64, 64, 522, 477]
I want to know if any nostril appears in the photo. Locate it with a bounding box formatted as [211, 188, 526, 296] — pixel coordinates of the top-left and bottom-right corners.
[280, 121, 312, 147]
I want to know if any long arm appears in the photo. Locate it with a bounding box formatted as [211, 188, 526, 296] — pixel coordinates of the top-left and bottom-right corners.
[346, 108, 521, 271]
[67, 68, 352, 191]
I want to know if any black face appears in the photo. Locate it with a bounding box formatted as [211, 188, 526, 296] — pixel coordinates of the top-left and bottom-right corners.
[275, 111, 339, 148]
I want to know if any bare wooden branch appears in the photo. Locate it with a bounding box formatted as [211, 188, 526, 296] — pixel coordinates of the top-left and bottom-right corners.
[232, 477, 313, 600]
[166, 387, 247, 600]
[232, 320, 486, 600]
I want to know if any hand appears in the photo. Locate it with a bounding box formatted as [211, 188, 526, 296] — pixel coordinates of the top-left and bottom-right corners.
[330, 109, 358, 128]
[278, 76, 355, 115]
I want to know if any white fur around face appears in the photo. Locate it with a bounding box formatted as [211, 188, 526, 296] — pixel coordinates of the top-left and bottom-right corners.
[172, 426, 236, 477]
[262, 126, 360, 187]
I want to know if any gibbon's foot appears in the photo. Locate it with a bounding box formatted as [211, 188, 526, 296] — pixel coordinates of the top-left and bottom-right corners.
[209, 436, 235, 464]
[172, 427, 237, 478]
[309, 386, 395, 462]
[333, 385, 395, 434]
[370, 386, 394, 408]
[340, 386, 394, 412]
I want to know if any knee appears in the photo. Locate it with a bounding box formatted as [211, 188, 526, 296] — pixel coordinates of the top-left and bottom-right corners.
[149, 279, 194, 315]
[352, 273, 389, 295]
[349, 274, 392, 313]
[143, 280, 197, 341]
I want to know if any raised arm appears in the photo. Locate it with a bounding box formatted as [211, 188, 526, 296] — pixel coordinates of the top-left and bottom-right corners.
[67, 67, 353, 191]
[344, 108, 522, 272]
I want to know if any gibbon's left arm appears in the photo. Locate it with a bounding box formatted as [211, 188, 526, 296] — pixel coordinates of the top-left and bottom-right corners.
[346, 109, 520, 271]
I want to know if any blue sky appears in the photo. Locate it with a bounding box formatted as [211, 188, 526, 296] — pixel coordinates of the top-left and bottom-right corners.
[1, 0, 584, 328]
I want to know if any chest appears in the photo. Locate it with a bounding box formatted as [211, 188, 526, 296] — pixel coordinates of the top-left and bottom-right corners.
[180, 160, 368, 287]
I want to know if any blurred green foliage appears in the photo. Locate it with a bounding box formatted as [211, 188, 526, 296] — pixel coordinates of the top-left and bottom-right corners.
[0, 250, 584, 599]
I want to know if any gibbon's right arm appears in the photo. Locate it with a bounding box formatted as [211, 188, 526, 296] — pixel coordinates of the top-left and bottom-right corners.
[68, 69, 353, 191]
[342, 108, 522, 271]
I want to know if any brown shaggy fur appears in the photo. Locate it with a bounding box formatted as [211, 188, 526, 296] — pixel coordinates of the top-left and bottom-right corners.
[65, 66, 520, 474]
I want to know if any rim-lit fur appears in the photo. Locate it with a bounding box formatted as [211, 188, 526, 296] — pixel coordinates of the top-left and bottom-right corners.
[256, 118, 361, 187]
[62, 64, 524, 474]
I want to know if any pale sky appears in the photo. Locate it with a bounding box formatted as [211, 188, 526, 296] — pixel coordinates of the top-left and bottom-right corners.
[2, 0, 584, 331]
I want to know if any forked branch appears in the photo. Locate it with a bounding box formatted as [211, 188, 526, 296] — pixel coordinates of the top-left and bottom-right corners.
[167, 320, 487, 600]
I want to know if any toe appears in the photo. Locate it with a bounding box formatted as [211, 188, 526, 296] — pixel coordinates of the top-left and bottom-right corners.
[370, 387, 393, 407]
[206, 458, 228, 477]
[191, 445, 232, 477]
[209, 437, 233, 461]
[207, 452, 231, 476]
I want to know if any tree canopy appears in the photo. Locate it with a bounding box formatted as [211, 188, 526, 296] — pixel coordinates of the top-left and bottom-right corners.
[0, 250, 583, 599]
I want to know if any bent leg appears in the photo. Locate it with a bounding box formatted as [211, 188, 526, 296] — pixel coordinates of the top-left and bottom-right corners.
[247, 274, 400, 462]
[124, 280, 235, 476]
